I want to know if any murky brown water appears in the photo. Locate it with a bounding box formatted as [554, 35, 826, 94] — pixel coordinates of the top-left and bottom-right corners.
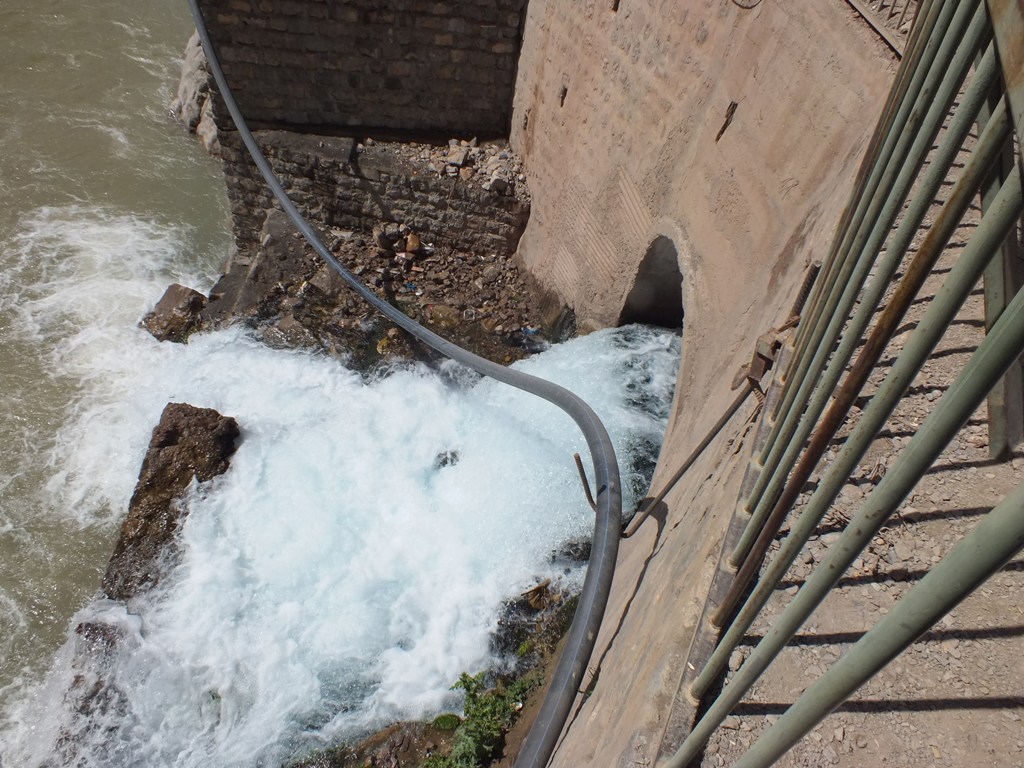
[0, 0, 230, 706]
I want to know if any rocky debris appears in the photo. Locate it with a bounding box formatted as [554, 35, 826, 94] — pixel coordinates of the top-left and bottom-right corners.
[150, 202, 553, 370]
[357, 135, 529, 204]
[102, 403, 239, 601]
[289, 722, 455, 768]
[140, 283, 207, 342]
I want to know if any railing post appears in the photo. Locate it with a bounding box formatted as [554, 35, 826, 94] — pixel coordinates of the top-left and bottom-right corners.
[979, 74, 1024, 460]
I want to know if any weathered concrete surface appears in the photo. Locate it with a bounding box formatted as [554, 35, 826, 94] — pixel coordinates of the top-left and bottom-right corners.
[505, 2, 897, 765]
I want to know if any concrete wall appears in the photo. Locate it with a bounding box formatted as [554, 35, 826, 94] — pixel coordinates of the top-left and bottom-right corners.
[197, 0, 526, 134]
[506, 1, 896, 765]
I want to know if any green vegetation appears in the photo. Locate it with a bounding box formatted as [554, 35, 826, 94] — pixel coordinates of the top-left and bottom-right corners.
[431, 713, 463, 731]
[424, 671, 540, 768]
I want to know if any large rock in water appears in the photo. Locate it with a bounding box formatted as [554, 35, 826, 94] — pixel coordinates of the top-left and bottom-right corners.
[102, 403, 239, 601]
[140, 283, 207, 342]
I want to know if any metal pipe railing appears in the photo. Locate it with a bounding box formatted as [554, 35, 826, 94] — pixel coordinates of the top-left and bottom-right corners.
[730, 10, 994, 573]
[727, 39, 999, 577]
[657, 4, 1024, 767]
[694, 110, 1014, 697]
[733, 478, 1024, 768]
[665, 162, 1023, 767]
[785, 0, 929, 372]
[781, 0, 951, 384]
[751, 0, 965, 504]
[734, 0, 980, 554]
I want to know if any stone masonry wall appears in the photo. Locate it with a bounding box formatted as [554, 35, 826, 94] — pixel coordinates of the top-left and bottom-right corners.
[217, 130, 529, 260]
[197, 0, 525, 135]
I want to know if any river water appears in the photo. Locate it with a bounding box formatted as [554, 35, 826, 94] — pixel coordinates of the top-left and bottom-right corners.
[0, 2, 680, 766]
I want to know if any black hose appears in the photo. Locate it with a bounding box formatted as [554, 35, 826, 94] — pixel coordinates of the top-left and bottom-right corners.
[185, 2, 622, 765]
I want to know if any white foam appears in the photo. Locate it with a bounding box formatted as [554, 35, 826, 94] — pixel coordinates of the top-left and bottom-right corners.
[0, 205, 216, 524]
[0, 323, 679, 767]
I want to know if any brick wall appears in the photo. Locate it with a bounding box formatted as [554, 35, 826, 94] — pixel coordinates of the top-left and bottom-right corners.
[197, 0, 525, 135]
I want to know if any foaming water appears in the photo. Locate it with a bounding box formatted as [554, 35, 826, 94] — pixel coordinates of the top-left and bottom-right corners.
[0, 203, 225, 719]
[0, 324, 679, 767]
[0, 2, 681, 764]
[0, 205, 215, 525]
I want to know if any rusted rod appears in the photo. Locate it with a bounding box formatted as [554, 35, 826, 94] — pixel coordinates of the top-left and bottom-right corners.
[574, 452, 598, 511]
[622, 385, 754, 538]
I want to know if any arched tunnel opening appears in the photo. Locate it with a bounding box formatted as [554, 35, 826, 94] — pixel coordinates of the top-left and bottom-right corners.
[617, 236, 684, 329]
[614, 236, 685, 516]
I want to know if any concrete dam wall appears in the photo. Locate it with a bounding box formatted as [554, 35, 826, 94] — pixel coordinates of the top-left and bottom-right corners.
[193, 0, 896, 763]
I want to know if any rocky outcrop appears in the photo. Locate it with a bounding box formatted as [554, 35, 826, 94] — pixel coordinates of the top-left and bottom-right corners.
[101, 402, 239, 601]
[168, 31, 219, 154]
[44, 405, 240, 763]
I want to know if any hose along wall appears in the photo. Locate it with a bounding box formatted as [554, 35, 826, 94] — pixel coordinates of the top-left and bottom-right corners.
[186, 2, 622, 766]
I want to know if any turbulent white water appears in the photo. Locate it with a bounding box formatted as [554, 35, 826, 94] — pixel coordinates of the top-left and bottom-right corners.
[1, 255, 679, 766]
[0, 2, 681, 764]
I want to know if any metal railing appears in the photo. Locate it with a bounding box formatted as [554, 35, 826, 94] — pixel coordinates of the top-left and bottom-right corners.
[657, 0, 1024, 765]
[845, 0, 921, 57]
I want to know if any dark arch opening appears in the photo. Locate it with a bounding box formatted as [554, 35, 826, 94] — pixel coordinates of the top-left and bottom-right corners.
[617, 236, 684, 328]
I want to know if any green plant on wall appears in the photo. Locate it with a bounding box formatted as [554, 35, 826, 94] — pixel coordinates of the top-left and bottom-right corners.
[424, 671, 539, 768]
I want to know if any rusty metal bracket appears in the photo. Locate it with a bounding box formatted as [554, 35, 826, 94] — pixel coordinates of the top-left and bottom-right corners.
[732, 325, 786, 402]
[732, 262, 820, 397]
[574, 452, 598, 511]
